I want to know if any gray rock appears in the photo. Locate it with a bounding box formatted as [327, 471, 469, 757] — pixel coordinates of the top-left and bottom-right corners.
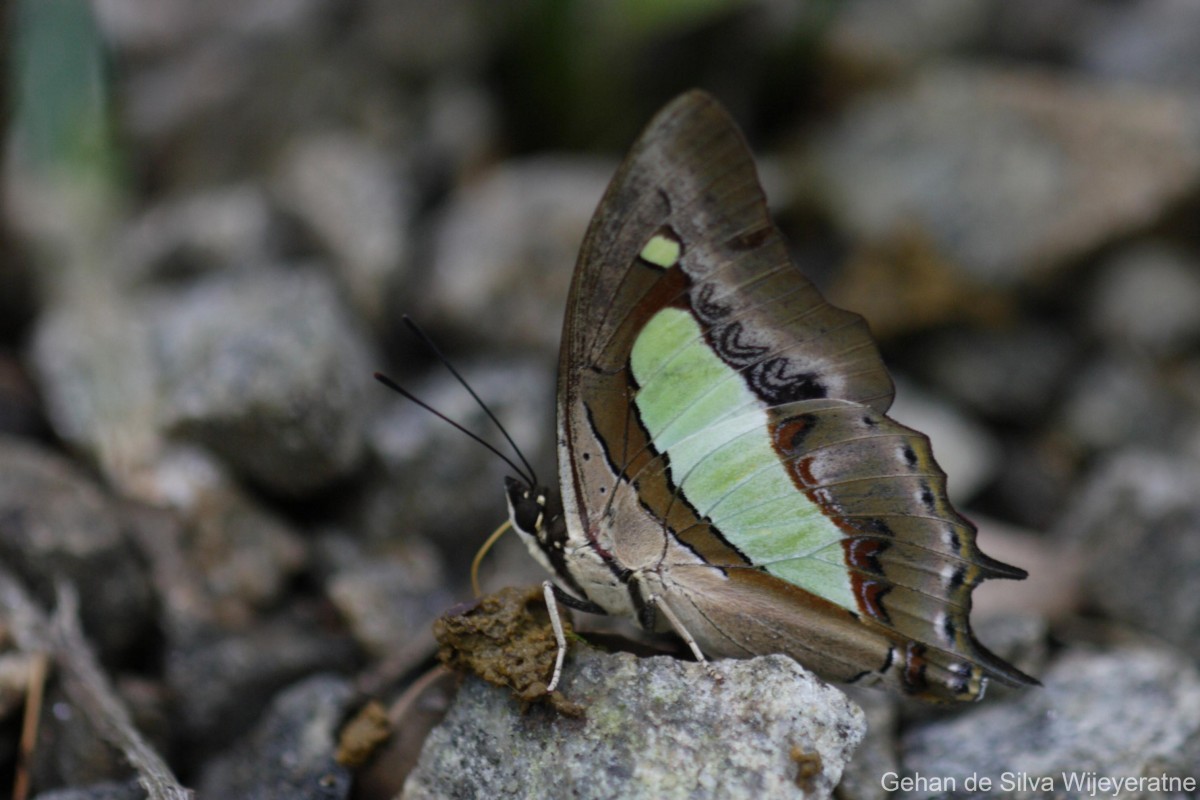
[1088, 242, 1200, 356]
[986, 431, 1079, 532]
[813, 64, 1200, 286]
[403, 649, 866, 800]
[93, 0, 326, 53]
[1078, 0, 1200, 91]
[356, 0, 486, 74]
[111, 1, 402, 189]
[198, 674, 353, 800]
[897, 642, 1200, 799]
[836, 688, 899, 800]
[415, 79, 499, 186]
[826, 0, 994, 67]
[426, 157, 614, 352]
[0, 353, 43, 438]
[150, 267, 374, 495]
[166, 615, 359, 749]
[274, 132, 414, 328]
[1056, 354, 1178, 452]
[29, 297, 161, 489]
[33, 780, 145, 800]
[325, 545, 453, 661]
[916, 324, 1076, 423]
[169, 463, 308, 623]
[29, 685, 128, 793]
[366, 356, 555, 557]
[1056, 451, 1200, 662]
[114, 183, 283, 286]
[0, 436, 152, 658]
[988, 0, 1104, 63]
[121, 461, 307, 637]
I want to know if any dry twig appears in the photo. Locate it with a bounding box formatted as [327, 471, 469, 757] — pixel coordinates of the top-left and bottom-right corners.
[0, 567, 193, 800]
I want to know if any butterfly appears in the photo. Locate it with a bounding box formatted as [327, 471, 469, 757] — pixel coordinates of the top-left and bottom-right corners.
[497, 90, 1037, 703]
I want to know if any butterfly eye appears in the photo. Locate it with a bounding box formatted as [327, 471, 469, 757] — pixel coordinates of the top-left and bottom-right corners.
[511, 493, 542, 534]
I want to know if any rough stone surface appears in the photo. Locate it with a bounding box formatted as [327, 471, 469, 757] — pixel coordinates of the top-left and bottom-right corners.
[1057, 451, 1200, 662]
[114, 183, 283, 285]
[814, 64, 1200, 285]
[897, 643, 1200, 799]
[403, 649, 866, 800]
[326, 550, 452, 661]
[29, 297, 161, 488]
[175, 475, 308, 624]
[0, 353, 44, 439]
[835, 688, 899, 800]
[29, 684, 129, 792]
[1087, 242, 1200, 356]
[32, 781, 146, 800]
[166, 616, 359, 749]
[150, 267, 374, 495]
[1077, 0, 1200, 91]
[198, 674, 354, 800]
[274, 132, 414, 327]
[426, 158, 614, 352]
[915, 324, 1076, 424]
[0, 436, 152, 658]
[1057, 355, 1181, 453]
[826, 0, 993, 68]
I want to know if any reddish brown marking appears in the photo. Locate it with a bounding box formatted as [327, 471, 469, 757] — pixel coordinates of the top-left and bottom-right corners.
[769, 415, 826, 495]
[855, 579, 891, 622]
[845, 538, 894, 619]
[793, 456, 819, 488]
[845, 537, 886, 575]
[902, 641, 929, 693]
[770, 415, 813, 456]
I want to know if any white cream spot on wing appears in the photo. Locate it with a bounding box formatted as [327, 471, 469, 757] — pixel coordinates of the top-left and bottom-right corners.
[639, 233, 681, 269]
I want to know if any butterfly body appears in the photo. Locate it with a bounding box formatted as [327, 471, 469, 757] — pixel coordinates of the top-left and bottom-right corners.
[504, 90, 1037, 703]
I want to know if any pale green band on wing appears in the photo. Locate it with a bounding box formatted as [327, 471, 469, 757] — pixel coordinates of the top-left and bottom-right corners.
[629, 307, 854, 609]
[639, 234, 682, 268]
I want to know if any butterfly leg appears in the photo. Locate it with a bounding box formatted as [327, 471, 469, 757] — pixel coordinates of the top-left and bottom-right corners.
[542, 583, 609, 692]
[647, 593, 706, 663]
[646, 593, 725, 683]
[542, 581, 569, 693]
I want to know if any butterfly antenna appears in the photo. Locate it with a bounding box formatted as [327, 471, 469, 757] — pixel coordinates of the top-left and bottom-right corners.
[401, 316, 539, 486]
[373, 372, 534, 486]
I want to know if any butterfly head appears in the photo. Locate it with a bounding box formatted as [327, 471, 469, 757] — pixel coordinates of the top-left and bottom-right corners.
[504, 475, 549, 540]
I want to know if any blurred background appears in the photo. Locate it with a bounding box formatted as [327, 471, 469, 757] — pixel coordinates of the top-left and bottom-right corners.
[3, 0, 1200, 796]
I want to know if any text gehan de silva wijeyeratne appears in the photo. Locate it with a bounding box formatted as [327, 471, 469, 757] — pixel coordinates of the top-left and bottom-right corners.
[881, 771, 1196, 796]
